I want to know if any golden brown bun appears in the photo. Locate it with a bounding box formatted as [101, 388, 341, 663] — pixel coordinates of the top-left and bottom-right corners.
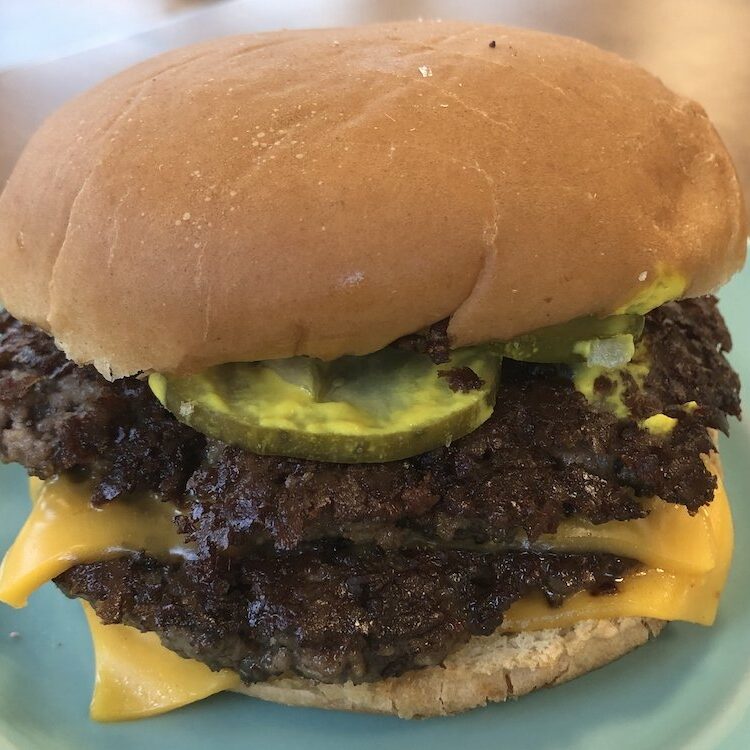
[237, 618, 664, 718]
[0, 21, 745, 377]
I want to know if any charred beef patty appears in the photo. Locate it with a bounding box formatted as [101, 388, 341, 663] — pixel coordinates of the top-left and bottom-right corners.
[56, 547, 634, 684]
[0, 297, 740, 552]
[0, 313, 203, 504]
[181, 366, 721, 554]
[3, 298, 739, 685]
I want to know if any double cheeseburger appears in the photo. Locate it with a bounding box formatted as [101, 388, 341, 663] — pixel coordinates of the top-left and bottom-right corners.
[0, 21, 746, 720]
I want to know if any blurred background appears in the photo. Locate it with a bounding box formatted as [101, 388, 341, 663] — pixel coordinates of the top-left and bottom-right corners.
[0, 0, 224, 68]
[1, 0, 748, 198]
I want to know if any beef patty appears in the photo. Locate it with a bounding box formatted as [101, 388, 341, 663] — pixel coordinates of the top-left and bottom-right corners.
[0, 297, 740, 685]
[56, 546, 635, 684]
[0, 298, 740, 552]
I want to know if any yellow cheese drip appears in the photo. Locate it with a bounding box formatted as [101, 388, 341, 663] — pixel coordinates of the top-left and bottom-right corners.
[81, 603, 239, 721]
[538, 495, 718, 576]
[0, 476, 185, 608]
[506, 471, 732, 630]
[0, 471, 725, 609]
[79, 470, 731, 720]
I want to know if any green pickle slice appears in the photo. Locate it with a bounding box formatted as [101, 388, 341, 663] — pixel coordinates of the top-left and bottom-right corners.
[149, 347, 500, 463]
[149, 313, 644, 463]
[498, 313, 644, 365]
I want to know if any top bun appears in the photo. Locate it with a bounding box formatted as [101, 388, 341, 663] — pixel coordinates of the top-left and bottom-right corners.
[0, 21, 745, 378]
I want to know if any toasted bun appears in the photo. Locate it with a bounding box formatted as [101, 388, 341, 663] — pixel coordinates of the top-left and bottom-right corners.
[0, 21, 745, 377]
[236, 617, 664, 718]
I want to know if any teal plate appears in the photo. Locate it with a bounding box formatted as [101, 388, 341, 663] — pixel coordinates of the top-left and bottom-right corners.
[1, 272, 749, 750]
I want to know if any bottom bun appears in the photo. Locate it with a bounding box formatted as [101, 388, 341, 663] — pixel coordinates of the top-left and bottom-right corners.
[236, 617, 665, 718]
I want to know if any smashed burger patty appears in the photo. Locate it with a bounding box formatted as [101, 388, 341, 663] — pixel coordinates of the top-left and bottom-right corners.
[56, 547, 634, 684]
[0, 298, 739, 550]
[0, 297, 740, 684]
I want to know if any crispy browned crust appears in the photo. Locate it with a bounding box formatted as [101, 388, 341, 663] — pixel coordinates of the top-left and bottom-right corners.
[0, 22, 745, 377]
[233, 450, 722, 717]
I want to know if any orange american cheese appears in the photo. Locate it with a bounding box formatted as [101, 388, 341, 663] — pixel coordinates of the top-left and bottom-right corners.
[0, 468, 733, 720]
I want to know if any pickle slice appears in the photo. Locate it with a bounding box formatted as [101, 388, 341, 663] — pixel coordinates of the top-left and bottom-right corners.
[497, 313, 644, 364]
[149, 348, 499, 463]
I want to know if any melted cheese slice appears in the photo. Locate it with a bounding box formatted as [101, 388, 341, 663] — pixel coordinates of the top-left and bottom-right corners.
[0, 466, 733, 720]
[505, 470, 733, 630]
[0, 477, 185, 608]
[537, 497, 718, 575]
[0, 470, 727, 609]
[81, 603, 239, 721]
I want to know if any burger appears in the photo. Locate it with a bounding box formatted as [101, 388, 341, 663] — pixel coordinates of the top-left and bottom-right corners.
[0, 21, 745, 720]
